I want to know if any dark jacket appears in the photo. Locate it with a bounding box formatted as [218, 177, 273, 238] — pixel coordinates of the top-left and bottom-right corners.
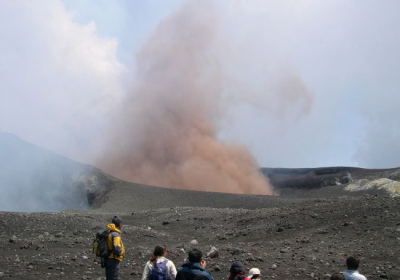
[176, 262, 214, 280]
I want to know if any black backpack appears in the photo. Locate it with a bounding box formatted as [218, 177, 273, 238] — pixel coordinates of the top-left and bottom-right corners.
[93, 230, 111, 258]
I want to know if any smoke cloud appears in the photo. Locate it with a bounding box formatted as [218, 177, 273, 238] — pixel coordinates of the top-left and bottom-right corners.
[0, 0, 125, 162]
[2, 0, 399, 209]
[354, 85, 400, 168]
[97, 0, 311, 194]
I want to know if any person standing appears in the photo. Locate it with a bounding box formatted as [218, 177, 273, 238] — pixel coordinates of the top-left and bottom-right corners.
[142, 245, 177, 280]
[105, 216, 125, 280]
[176, 249, 214, 280]
[247, 268, 261, 280]
[228, 261, 250, 280]
[342, 256, 367, 280]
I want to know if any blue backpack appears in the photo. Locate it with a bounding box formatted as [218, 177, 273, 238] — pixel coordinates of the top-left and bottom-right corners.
[150, 259, 169, 280]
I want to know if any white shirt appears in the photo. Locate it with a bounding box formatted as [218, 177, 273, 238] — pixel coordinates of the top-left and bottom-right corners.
[342, 269, 367, 280]
[141, 256, 177, 280]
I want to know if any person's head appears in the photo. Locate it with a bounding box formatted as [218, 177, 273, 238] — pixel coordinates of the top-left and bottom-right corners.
[248, 268, 261, 279]
[330, 273, 345, 280]
[153, 245, 167, 257]
[230, 261, 245, 276]
[346, 256, 360, 270]
[112, 216, 122, 229]
[188, 249, 203, 263]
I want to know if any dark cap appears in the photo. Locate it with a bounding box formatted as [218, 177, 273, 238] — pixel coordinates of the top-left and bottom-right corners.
[230, 261, 245, 274]
[330, 273, 345, 280]
[112, 216, 122, 227]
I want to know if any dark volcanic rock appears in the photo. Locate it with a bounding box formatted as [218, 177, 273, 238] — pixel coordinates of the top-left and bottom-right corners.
[3, 198, 398, 280]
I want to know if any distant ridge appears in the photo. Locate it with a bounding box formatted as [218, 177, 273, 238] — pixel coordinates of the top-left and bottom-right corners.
[262, 166, 400, 189]
[1, 131, 399, 212]
[262, 166, 400, 197]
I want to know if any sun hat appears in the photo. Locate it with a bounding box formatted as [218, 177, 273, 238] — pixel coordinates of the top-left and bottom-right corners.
[248, 268, 261, 278]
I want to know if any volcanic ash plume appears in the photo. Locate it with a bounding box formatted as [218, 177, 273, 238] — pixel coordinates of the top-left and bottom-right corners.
[98, 1, 275, 195]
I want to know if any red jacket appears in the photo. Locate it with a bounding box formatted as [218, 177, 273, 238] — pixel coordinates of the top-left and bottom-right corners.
[229, 275, 251, 280]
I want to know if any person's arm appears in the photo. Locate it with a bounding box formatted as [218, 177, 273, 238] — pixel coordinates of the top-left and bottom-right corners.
[168, 260, 177, 279]
[141, 262, 151, 280]
[111, 232, 123, 256]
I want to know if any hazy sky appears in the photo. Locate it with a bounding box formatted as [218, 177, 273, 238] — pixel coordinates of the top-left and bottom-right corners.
[1, 0, 399, 169]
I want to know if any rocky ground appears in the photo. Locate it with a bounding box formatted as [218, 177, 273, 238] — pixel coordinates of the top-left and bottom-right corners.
[1, 194, 399, 280]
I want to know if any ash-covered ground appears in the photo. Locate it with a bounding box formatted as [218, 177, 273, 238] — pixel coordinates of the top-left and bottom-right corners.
[0, 193, 399, 280]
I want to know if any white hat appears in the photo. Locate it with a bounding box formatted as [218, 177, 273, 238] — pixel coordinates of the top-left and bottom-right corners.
[248, 268, 261, 278]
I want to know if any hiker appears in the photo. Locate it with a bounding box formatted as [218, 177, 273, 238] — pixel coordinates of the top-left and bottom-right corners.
[105, 216, 125, 280]
[247, 268, 261, 280]
[342, 256, 367, 280]
[175, 249, 214, 280]
[228, 261, 250, 280]
[331, 273, 345, 280]
[142, 245, 177, 280]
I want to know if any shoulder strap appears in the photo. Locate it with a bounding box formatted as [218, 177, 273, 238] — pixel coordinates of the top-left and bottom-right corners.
[152, 260, 159, 271]
[108, 231, 116, 251]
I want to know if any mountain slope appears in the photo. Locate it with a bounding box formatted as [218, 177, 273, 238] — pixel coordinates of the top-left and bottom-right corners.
[0, 132, 118, 212]
[2, 131, 400, 212]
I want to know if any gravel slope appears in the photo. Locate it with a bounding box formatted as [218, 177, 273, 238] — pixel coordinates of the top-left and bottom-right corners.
[0, 194, 399, 280]
[92, 182, 301, 213]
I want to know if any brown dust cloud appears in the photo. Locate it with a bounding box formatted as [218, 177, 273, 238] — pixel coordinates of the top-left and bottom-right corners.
[97, 1, 311, 195]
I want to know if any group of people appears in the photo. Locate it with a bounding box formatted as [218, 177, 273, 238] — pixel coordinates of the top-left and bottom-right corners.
[330, 256, 368, 280]
[101, 216, 368, 280]
[141, 245, 260, 280]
